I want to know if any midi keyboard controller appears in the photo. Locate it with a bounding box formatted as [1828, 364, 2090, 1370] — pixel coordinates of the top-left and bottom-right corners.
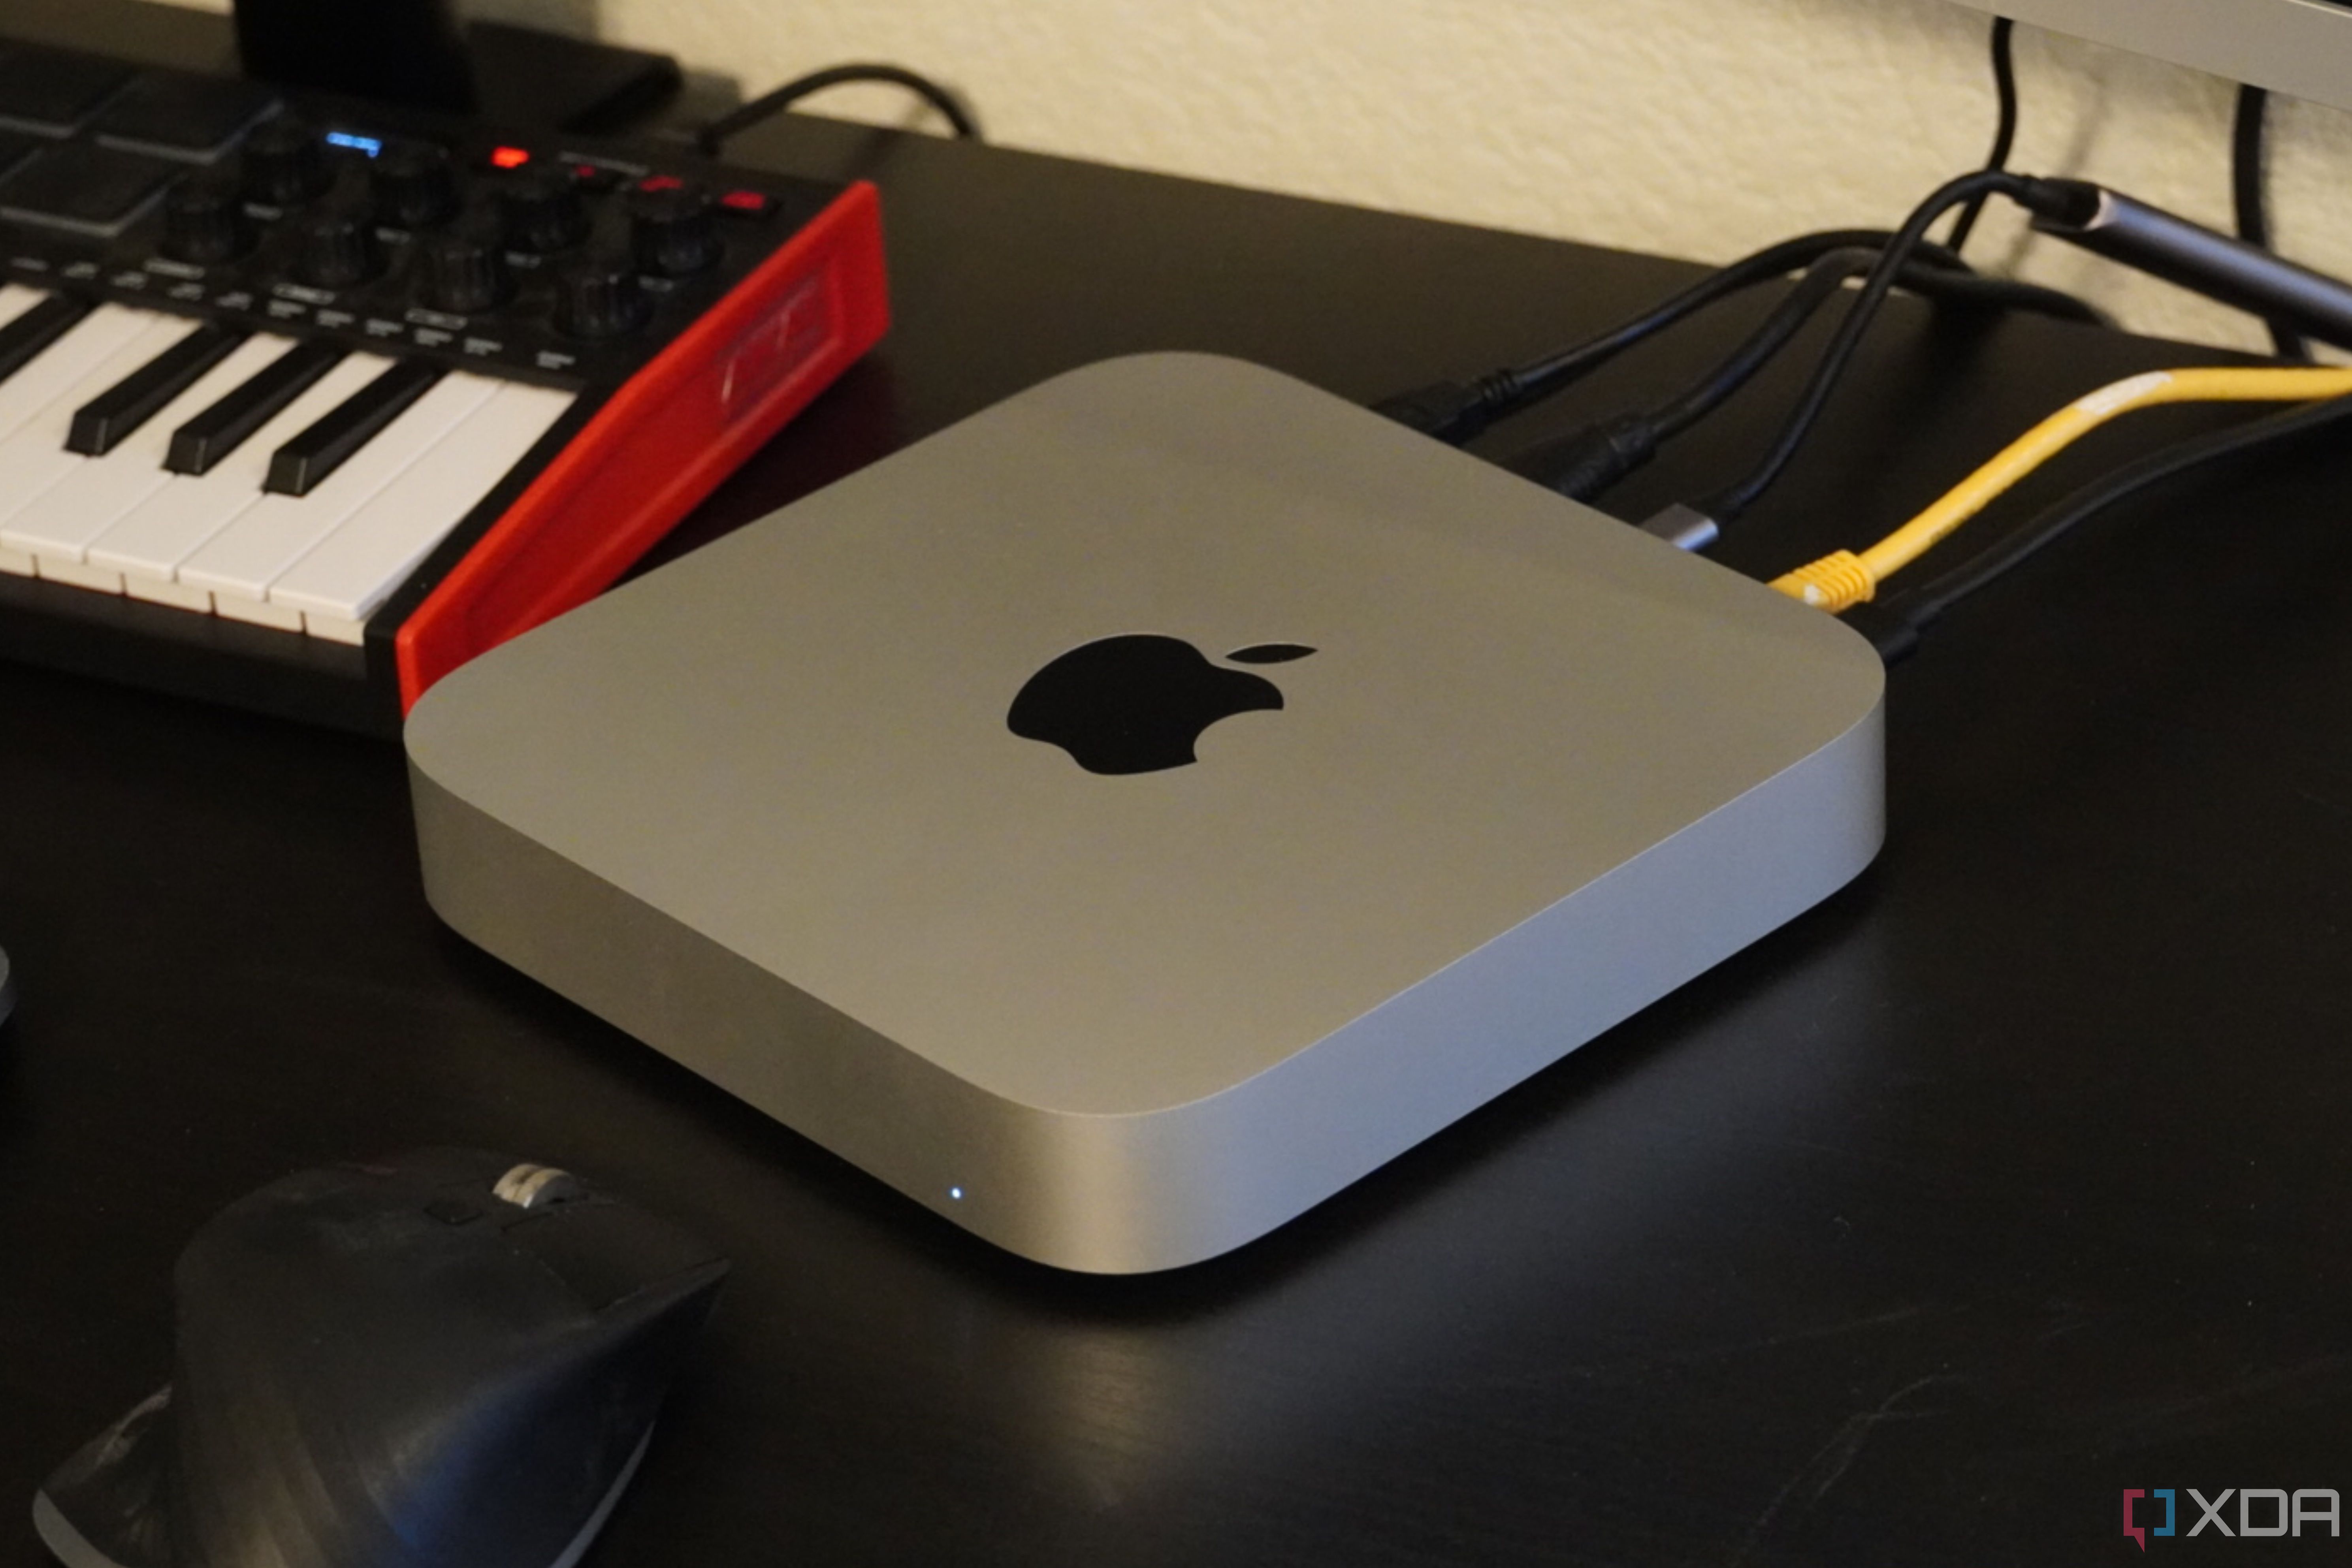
[0, 34, 887, 733]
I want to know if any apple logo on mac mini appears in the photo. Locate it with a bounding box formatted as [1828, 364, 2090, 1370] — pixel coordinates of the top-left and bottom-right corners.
[1007, 634, 1316, 774]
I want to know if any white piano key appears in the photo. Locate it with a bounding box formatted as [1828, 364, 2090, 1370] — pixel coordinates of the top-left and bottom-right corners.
[213, 593, 305, 631]
[122, 576, 212, 611]
[86, 352, 390, 583]
[0, 334, 297, 564]
[0, 543, 32, 576]
[35, 557, 122, 593]
[0, 305, 171, 450]
[0, 284, 50, 334]
[272, 382, 576, 625]
[179, 370, 498, 604]
[0, 315, 207, 549]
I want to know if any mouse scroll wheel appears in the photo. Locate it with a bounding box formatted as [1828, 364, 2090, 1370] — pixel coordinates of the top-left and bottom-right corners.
[492, 1163, 585, 1210]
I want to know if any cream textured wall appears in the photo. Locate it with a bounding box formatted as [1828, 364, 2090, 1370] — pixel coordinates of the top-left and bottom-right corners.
[168, 0, 2352, 352]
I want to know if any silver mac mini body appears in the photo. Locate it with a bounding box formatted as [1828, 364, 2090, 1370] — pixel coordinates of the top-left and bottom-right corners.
[406, 354, 1885, 1274]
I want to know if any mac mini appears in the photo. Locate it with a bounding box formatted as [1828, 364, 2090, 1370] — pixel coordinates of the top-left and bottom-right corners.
[406, 353, 1884, 1274]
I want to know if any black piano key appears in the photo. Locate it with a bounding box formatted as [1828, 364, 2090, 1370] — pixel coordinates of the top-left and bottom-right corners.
[263, 359, 442, 497]
[0, 293, 95, 387]
[166, 339, 343, 476]
[67, 323, 248, 456]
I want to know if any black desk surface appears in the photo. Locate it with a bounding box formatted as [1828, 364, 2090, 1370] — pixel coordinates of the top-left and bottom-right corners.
[6, 12, 2352, 1567]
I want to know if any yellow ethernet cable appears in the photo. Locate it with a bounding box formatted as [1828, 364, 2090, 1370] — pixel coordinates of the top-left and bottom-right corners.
[1771, 365, 2352, 612]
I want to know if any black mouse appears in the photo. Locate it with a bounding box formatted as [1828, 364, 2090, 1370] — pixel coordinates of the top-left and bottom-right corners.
[34, 1149, 729, 1568]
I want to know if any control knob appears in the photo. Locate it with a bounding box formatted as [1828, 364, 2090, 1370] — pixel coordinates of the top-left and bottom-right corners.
[554, 251, 652, 339]
[627, 183, 721, 277]
[295, 205, 385, 288]
[418, 226, 512, 314]
[159, 177, 252, 265]
[242, 117, 332, 207]
[372, 142, 460, 229]
[497, 167, 589, 254]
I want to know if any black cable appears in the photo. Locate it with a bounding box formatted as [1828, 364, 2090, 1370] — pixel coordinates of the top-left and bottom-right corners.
[1691, 169, 2045, 528]
[1893, 265, 2114, 327]
[1888, 392, 2352, 629]
[1651, 249, 1879, 440]
[1380, 176, 2104, 454]
[2232, 84, 2309, 360]
[1372, 228, 1969, 446]
[1944, 17, 2018, 254]
[698, 63, 981, 156]
[1646, 255, 2108, 440]
[1509, 246, 2113, 503]
[1507, 231, 1957, 391]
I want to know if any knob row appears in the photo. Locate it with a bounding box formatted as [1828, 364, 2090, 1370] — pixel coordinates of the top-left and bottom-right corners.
[161, 190, 669, 335]
[418, 233, 652, 336]
[162, 166, 726, 279]
[239, 120, 462, 222]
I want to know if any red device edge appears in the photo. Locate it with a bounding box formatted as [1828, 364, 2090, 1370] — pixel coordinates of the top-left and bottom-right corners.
[392, 179, 889, 711]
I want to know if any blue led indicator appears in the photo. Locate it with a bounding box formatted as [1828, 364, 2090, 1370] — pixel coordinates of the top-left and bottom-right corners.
[326, 132, 384, 157]
[948, 1186, 964, 1201]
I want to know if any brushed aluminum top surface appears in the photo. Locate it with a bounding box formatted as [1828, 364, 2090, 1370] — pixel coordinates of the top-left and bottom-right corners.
[407, 354, 1882, 1114]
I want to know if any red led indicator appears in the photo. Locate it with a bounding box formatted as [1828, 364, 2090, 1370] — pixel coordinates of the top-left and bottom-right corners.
[719, 189, 772, 214]
[638, 174, 686, 193]
[489, 146, 532, 169]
